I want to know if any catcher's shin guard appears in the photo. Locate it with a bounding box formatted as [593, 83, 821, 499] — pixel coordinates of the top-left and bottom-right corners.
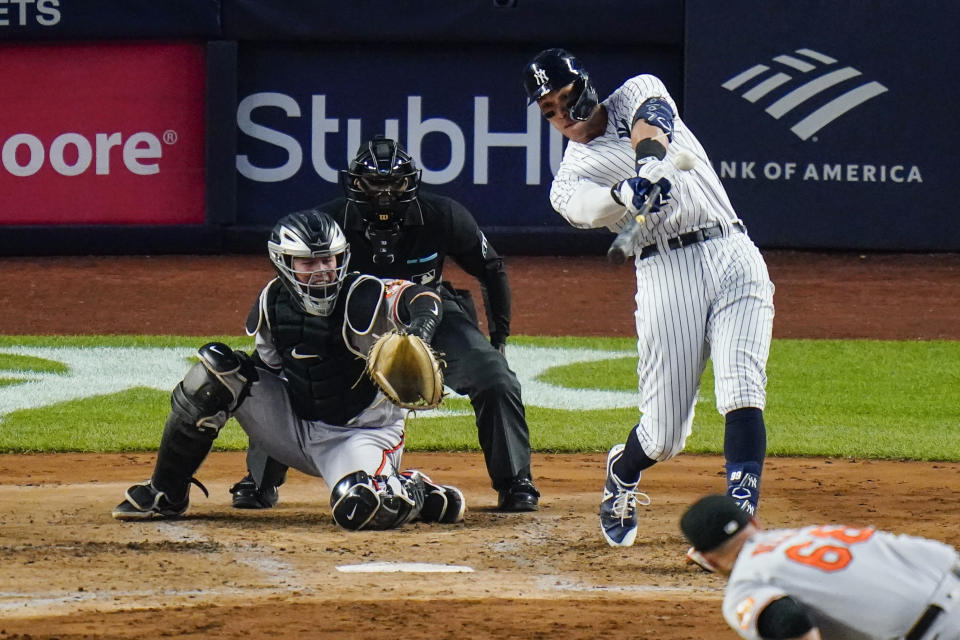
[151, 413, 216, 502]
[330, 470, 426, 531]
[148, 342, 255, 503]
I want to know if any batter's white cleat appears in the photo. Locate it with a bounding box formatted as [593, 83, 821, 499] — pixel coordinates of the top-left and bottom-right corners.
[599, 444, 650, 547]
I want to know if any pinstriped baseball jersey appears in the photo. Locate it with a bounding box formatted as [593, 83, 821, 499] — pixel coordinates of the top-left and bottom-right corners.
[724, 526, 960, 640]
[548, 73, 774, 463]
[552, 74, 740, 243]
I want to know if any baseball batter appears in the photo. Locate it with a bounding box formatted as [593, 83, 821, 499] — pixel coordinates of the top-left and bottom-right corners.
[112, 210, 464, 530]
[521, 48, 775, 547]
[681, 494, 960, 640]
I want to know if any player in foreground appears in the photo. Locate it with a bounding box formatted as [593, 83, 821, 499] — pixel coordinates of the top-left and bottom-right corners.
[680, 494, 960, 640]
[230, 136, 539, 513]
[521, 48, 775, 547]
[113, 210, 464, 530]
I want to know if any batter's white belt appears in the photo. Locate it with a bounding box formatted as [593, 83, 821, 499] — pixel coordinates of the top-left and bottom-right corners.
[638, 221, 745, 260]
[904, 562, 960, 640]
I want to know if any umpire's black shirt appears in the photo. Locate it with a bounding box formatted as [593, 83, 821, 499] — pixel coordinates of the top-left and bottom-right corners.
[314, 191, 512, 343]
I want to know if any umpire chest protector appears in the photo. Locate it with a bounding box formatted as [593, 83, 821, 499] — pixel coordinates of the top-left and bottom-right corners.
[266, 282, 376, 424]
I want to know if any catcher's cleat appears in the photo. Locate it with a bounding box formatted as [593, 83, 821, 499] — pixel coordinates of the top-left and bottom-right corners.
[599, 444, 650, 547]
[112, 478, 207, 521]
[496, 475, 540, 512]
[413, 473, 466, 524]
[230, 473, 279, 509]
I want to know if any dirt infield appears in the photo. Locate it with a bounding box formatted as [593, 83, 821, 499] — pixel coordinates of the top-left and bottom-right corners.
[1, 251, 959, 639]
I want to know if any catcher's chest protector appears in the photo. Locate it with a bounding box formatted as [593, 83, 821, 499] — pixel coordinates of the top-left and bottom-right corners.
[268, 289, 375, 424]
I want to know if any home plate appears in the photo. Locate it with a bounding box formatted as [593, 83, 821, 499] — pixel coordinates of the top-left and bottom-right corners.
[336, 562, 474, 573]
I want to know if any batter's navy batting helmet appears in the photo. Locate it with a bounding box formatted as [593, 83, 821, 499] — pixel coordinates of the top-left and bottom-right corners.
[268, 209, 351, 316]
[522, 48, 599, 121]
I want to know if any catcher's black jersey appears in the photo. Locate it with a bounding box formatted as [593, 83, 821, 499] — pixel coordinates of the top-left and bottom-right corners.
[245, 273, 439, 425]
[260, 275, 377, 424]
[315, 191, 512, 340]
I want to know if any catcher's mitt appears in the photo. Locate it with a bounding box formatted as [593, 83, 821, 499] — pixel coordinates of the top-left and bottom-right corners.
[365, 331, 444, 410]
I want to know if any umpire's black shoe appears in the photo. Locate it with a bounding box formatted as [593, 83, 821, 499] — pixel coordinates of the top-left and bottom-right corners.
[230, 473, 279, 509]
[496, 475, 540, 512]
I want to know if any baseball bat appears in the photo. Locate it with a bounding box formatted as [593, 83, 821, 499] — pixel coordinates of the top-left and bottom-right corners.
[606, 151, 697, 265]
[607, 184, 661, 265]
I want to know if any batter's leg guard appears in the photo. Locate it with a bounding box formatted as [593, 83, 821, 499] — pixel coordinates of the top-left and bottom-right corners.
[404, 471, 465, 524]
[723, 407, 766, 515]
[330, 471, 426, 531]
[726, 464, 761, 515]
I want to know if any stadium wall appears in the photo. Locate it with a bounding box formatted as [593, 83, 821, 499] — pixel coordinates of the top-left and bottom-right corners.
[0, 1, 954, 255]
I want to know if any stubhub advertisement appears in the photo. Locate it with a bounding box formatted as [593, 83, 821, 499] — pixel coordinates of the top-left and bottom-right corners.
[233, 46, 676, 230]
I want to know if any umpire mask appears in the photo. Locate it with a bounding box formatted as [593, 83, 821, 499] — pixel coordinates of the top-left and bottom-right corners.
[339, 136, 421, 265]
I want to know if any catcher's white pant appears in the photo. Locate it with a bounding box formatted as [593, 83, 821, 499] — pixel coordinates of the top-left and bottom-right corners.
[233, 370, 406, 490]
[633, 231, 774, 461]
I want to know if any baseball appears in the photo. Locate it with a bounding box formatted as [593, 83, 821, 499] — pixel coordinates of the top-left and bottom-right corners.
[674, 151, 697, 171]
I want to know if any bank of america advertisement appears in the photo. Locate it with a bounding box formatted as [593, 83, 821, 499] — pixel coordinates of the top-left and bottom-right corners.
[685, 0, 955, 250]
[0, 43, 205, 225]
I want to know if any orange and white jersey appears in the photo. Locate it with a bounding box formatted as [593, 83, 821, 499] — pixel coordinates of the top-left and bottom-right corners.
[724, 525, 958, 639]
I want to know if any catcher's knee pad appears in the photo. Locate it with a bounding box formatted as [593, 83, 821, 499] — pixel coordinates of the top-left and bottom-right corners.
[170, 342, 256, 433]
[330, 470, 425, 531]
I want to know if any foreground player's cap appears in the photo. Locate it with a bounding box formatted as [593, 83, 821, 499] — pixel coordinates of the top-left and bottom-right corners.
[680, 494, 752, 552]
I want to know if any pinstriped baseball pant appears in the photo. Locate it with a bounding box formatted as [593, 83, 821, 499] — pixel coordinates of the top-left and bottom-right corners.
[632, 232, 774, 461]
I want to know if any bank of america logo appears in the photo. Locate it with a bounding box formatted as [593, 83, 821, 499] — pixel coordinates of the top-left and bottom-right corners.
[722, 48, 887, 140]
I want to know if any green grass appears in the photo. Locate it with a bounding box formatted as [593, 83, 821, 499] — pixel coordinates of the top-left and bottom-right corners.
[1, 335, 958, 461]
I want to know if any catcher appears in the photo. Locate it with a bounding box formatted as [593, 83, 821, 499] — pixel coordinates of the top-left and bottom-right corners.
[112, 209, 463, 531]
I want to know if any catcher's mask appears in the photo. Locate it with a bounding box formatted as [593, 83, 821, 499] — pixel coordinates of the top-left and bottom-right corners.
[268, 210, 351, 316]
[522, 48, 599, 122]
[339, 135, 421, 265]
